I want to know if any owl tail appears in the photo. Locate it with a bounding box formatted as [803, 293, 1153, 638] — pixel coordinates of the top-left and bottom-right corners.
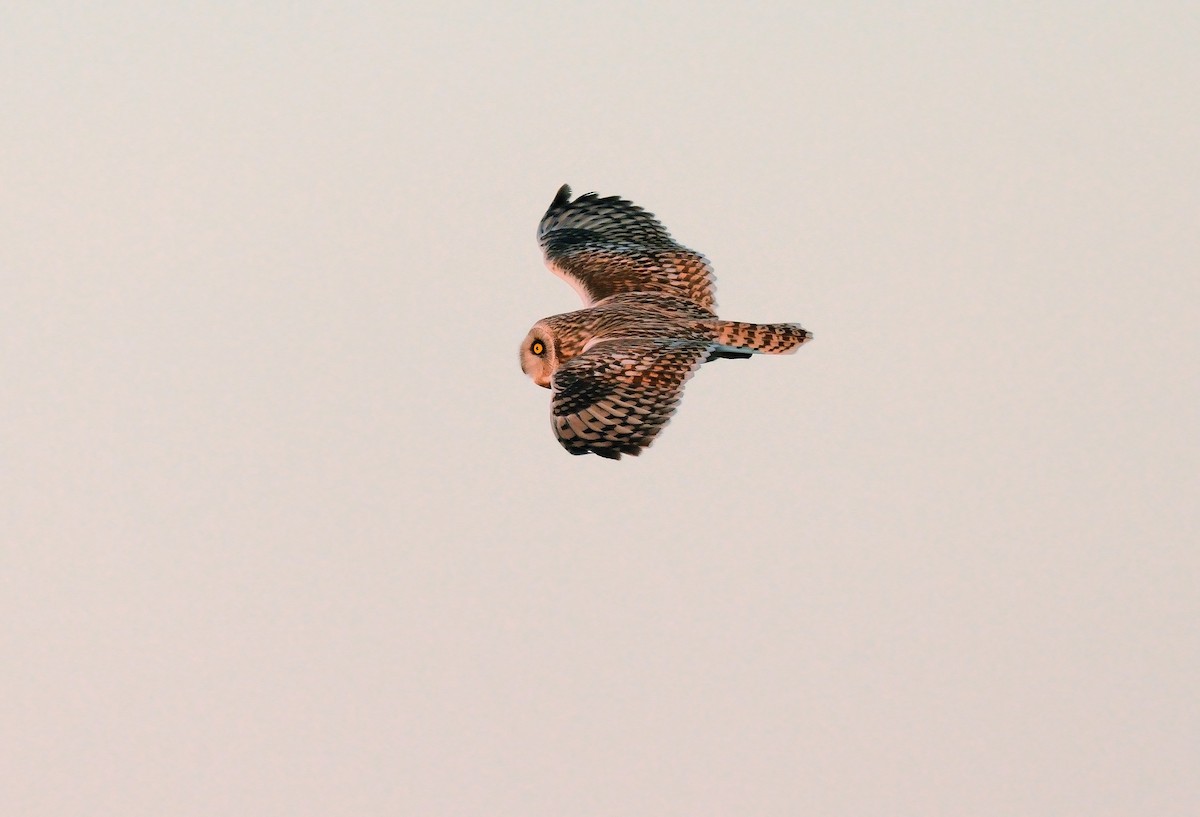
[709, 320, 812, 357]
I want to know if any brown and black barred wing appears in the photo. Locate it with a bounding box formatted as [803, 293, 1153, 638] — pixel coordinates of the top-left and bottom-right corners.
[550, 338, 712, 459]
[537, 185, 717, 312]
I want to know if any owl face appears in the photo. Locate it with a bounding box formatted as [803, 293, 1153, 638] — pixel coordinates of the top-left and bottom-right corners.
[519, 323, 557, 388]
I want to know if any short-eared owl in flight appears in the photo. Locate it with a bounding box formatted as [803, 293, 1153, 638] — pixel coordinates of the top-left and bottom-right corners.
[520, 185, 811, 459]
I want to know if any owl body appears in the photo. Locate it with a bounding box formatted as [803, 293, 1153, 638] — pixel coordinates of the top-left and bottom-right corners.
[522, 186, 811, 458]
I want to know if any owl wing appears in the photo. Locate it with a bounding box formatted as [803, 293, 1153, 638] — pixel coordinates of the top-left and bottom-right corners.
[537, 185, 717, 312]
[550, 338, 712, 459]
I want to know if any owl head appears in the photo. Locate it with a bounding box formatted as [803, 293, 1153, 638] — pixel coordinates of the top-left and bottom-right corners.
[519, 322, 558, 388]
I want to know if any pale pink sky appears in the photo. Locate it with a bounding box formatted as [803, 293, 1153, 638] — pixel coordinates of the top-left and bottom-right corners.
[3, 3, 1198, 815]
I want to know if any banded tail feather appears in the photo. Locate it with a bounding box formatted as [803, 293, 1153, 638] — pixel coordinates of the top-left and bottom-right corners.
[709, 320, 812, 357]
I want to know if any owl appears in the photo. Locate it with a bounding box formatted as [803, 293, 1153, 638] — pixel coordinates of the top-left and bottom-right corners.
[521, 185, 812, 459]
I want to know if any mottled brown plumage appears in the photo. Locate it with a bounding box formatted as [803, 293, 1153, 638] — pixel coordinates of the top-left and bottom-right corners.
[520, 185, 811, 459]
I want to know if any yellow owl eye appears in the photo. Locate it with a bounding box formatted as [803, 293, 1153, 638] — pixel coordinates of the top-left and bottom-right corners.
[531, 341, 545, 355]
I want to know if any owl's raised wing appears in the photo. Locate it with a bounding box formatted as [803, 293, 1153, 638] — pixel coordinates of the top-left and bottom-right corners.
[550, 338, 712, 459]
[538, 185, 717, 312]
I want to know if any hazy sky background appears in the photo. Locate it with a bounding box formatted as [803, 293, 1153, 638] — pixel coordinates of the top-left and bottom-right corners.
[3, 3, 1197, 815]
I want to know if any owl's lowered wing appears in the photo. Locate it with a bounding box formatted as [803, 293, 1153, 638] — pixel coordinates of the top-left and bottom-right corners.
[550, 338, 711, 459]
[538, 185, 717, 312]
